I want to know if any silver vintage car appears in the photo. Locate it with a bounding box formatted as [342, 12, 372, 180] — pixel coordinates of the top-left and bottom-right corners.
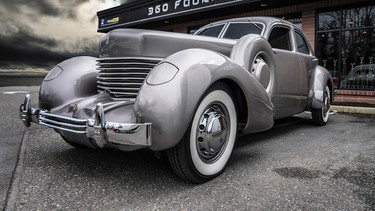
[20, 17, 333, 183]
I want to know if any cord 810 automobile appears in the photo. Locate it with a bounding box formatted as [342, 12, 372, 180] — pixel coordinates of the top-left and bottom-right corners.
[20, 17, 333, 183]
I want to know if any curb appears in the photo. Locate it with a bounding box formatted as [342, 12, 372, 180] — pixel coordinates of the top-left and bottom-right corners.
[331, 105, 375, 115]
[4, 131, 28, 211]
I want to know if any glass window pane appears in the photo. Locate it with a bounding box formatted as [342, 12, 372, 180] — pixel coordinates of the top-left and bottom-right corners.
[295, 31, 309, 54]
[316, 31, 341, 88]
[317, 5, 375, 90]
[197, 25, 224, 38]
[340, 29, 375, 90]
[342, 6, 375, 29]
[318, 11, 340, 31]
[223, 23, 263, 39]
[268, 27, 291, 51]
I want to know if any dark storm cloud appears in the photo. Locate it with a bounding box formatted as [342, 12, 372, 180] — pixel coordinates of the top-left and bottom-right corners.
[0, 24, 97, 69]
[1, 0, 60, 16]
[1, 0, 93, 18]
[0, 0, 101, 70]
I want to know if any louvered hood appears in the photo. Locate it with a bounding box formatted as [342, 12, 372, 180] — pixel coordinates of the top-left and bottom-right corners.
[99, 28, 235, 59]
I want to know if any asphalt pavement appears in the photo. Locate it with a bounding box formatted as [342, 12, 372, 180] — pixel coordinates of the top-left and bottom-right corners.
[1, 86, 374, 210]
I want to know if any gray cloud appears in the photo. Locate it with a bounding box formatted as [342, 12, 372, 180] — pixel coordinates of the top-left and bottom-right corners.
[0, 23, 97, 69]
[0, 0, 115, 70]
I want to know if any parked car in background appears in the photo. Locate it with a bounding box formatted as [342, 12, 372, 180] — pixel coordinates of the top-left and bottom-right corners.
[20, 17, 333, 183]
[340, 64, 375, 89]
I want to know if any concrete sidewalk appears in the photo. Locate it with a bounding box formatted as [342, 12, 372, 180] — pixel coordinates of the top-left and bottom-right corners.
[331, 105, 375, 115]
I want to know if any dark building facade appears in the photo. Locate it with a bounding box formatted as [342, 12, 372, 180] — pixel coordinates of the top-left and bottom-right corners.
[97, 0, 375, 105]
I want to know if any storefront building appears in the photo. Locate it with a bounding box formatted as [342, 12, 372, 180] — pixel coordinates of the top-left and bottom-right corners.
[97, 0, 375, 105]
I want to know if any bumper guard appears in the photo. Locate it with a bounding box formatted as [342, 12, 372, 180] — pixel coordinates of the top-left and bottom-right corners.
[19, 94, 151, 147]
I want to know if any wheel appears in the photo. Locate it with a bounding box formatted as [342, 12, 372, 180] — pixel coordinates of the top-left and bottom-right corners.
[230, 34, 275, 99]
[250, 52, 274, 96]
[311, 85, 331, 126]
[60, 135, 89, 149]
[167, 82, 237, 183]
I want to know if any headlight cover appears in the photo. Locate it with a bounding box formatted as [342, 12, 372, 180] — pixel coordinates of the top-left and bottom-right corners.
[44, 66, 63, 82]
[146, 62, 179, 85]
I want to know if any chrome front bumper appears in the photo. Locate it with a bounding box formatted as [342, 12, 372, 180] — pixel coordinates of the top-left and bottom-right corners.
[19, 94, 151, 147]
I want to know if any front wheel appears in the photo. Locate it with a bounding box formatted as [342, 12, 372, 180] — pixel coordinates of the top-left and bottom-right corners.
[311, 85, 331, 126]
[167, 83, 237, 183]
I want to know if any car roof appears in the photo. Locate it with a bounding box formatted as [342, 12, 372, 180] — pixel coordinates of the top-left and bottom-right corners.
[200, 16, 295, 28]
[208, 16, 289, 25]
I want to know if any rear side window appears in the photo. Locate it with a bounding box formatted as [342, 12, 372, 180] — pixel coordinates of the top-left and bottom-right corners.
[197, 25, 224, 38]
[223, 23, 263, 39]
[295, 31, 310, 54]
[268, 27, 291, 51]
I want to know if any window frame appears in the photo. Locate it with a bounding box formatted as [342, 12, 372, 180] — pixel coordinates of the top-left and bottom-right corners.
[194, 23, 227, 38]
[221, 22, 265, 39]
[267, 24, 293, 51]
[294, 29, 311, 55]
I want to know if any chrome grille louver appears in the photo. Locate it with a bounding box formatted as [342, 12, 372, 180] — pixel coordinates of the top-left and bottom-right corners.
[97, 57, 162, 99]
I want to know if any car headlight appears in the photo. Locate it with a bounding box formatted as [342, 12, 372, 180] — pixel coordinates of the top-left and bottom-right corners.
[146, 62, 179, 85]
[44, 66, 63, 82]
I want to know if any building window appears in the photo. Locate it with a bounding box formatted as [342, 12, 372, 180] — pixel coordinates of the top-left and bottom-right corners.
[317, 5, 375, 90]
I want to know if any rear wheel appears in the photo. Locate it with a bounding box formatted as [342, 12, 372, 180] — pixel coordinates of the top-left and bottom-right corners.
[311, 85, 331, 126]
[167, 82, 237, 183]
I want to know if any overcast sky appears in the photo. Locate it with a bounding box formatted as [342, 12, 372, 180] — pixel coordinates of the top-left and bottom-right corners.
[0, 0, 129, 71]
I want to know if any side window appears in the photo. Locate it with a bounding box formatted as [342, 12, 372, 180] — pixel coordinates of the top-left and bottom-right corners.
[196, 25, 224, 38]
[295, 31, 310, 54]
[223, 23, 263, 39]
[268, 27, 291, 51]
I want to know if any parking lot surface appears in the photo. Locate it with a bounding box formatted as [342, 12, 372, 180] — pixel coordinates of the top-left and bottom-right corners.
[1, 86, 374, 210]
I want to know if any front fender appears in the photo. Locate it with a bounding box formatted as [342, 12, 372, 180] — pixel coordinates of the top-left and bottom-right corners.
[135, 49, 274, 151]
[309, 65, 334, 109]
[39, 56, 99, 110]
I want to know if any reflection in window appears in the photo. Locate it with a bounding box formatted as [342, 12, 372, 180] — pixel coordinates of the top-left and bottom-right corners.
[268, 27, 291, 51]
[223, 23, 263, 39]
[295, 31, 309, 54]
[318, 11, 340, 31]
[342, 7, 375, 28]
[196, 24, 224, 38]
[317, 5, 375, 90]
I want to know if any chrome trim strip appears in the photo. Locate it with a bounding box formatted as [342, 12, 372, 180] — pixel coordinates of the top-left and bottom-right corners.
[20, 95, 152, 147]
[96, 57, 163, 99]
[97, 81, 143, 86]
[39, 111, 87, 124]
[39, 116, 87, 128]
[39, 122, 88, 134]
[97, 57, 163, 61]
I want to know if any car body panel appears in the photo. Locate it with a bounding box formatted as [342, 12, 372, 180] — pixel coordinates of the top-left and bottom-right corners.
[21, 17, 333, 152]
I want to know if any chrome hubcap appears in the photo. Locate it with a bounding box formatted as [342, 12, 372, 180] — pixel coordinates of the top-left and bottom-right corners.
[252, 56, 271, 90]
[196, 104, 229, 163]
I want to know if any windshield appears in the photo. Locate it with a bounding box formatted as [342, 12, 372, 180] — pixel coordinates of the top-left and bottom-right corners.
[196, 24, 225, 38]
[196, 22, 264, 39]
[223, 23, 263, 39]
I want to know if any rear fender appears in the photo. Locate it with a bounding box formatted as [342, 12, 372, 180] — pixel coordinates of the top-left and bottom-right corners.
[309, 65, 334, 109]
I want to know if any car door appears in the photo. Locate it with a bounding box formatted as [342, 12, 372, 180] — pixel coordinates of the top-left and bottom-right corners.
[267, 25, 302, 119]
[293, 29, 317, 109]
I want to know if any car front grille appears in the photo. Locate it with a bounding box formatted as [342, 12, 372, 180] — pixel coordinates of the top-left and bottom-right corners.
[97, 57, 162, 99]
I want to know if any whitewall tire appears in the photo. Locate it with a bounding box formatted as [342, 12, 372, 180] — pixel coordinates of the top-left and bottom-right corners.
[167, 82, 237, 183]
